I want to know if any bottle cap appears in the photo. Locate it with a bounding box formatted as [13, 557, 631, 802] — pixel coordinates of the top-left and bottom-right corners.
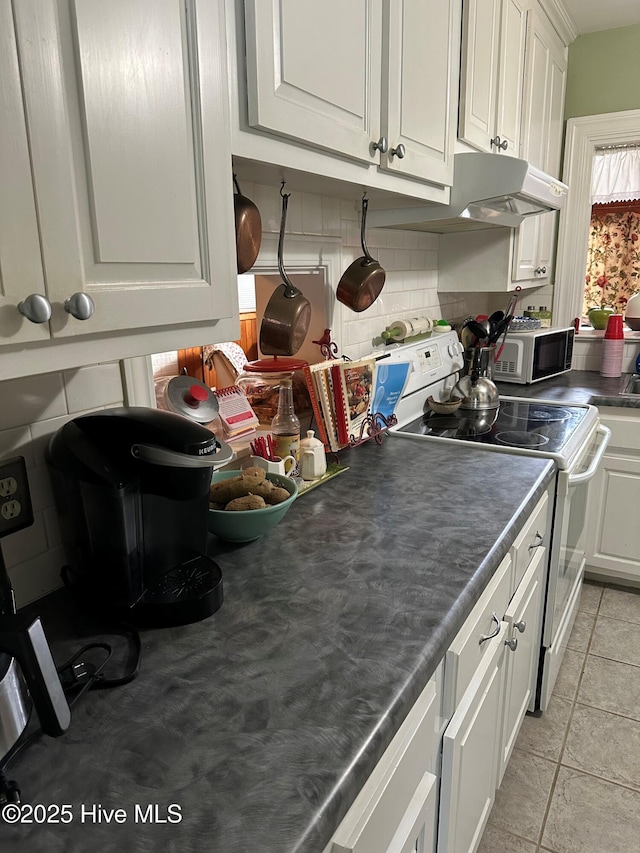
[604, 314, 624, 339]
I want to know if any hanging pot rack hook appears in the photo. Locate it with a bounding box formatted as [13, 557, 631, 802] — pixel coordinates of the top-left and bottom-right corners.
[277, 181, 298, 296]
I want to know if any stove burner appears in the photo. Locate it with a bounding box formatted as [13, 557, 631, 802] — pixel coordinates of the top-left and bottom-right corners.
[499, 402, 572, 424]
[422, 411, 495, 438]
[495, 430, 550, 448]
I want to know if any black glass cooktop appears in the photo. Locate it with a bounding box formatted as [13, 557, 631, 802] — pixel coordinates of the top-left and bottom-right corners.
[397, 400, 589, 454]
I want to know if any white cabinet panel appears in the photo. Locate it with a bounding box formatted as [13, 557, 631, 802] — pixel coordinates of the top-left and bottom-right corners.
[8, 0, 237, 344]
[494, 0, 527, 154]
[383, 0, 459, 185]
[73, 0, 197, 264]
[458, 0, 526, 155]
[245, 0, 382, 164]
[586, 429, 640, 584]
[439, 623, 507, 853]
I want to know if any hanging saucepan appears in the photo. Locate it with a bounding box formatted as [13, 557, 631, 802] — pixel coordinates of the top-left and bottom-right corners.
[336, 195, 386, 312]
[233, 174, 262, 274]
[259, 184, 311, 357]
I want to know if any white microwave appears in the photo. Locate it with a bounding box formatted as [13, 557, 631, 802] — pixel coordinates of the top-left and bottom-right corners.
[493, 326, 575, 384]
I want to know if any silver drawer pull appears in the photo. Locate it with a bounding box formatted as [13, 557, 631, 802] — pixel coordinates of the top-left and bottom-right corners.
[505, 636, 518, 651]
[514, 620, 526, 633]
[528, 531, 544, 551]
[479, 612, 500, 645]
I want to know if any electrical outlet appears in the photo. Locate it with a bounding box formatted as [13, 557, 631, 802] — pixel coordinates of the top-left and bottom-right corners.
[0, 456, 34, 538]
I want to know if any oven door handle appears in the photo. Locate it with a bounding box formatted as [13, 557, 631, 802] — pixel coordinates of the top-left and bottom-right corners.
[568, 425, 611, 485]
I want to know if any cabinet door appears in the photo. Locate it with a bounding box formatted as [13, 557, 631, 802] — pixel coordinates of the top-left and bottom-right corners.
[519, 7, 566, 174]
[0, 0, 49, 345]
[245, 0, 382, 165]
[586, 453, 640, 582]
[13, 0, 237, 339]
[439, 622, 507, 853]
[382, 0, 459, 185]
[498, 545, 545, 784]
[458, 0, 526, 157]
[494, 0, 527, 156]
[457, 0, 501, 153]
[512, 210, 555, 283]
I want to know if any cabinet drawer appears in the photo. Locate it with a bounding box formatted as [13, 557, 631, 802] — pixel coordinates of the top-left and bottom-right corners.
[444, 553, 512, 712]
[600, 411, 640, 452]
[510, 491, 549, 590]
[328, 678, 439, 853]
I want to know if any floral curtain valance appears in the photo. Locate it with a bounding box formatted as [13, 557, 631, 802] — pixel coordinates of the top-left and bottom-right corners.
[592, 146, 640, 204]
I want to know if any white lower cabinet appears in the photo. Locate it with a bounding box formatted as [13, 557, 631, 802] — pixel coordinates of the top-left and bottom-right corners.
[586, 408, 640, 585]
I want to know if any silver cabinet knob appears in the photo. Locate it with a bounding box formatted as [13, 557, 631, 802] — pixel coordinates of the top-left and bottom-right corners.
[18, 293, 52, 324]
[490, 136, 508, 151]
[64, 292, 95, 320]
[372, 136, 388, 154]
[505, 636, 518, 651]
[534, 267, 547, 275]
[514, 620, 527, 633]
[390, 143, 406, 160]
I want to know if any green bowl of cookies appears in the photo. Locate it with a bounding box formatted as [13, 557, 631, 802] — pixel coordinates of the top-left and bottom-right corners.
[208, 467, 298, 543]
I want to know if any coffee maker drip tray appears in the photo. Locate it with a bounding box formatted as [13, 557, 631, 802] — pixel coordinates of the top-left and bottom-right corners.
[134, 556, 223, 628]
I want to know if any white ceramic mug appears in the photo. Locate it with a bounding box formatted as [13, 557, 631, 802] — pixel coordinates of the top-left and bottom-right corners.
[248, 454, 296, 477]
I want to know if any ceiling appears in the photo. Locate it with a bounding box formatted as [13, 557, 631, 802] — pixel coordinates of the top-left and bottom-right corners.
[562, 0, 640, 34]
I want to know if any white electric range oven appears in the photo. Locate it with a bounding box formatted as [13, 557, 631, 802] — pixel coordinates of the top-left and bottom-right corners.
[373, 331, 611, 711]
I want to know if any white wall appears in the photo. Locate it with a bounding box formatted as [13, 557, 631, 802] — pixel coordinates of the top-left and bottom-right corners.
[0, 183, 485, 608]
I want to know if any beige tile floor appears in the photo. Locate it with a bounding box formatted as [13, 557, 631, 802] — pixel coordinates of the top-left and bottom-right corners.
[478, 579, 640, 853]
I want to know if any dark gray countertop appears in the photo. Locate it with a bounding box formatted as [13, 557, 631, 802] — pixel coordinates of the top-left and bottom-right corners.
[497, 369, 639, 408]
[3, 437, 554, 853]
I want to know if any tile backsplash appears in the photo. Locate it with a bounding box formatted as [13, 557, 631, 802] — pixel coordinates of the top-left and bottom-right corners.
[1, 183, 487, 608]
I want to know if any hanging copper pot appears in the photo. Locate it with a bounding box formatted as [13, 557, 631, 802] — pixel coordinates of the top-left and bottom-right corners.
[336, 195, 386, 312]
[259, 184, 311, 357]
[233, 174, 262, 274]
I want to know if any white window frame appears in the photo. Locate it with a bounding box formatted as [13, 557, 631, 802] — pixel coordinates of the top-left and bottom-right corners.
[553, 109, 640, 327]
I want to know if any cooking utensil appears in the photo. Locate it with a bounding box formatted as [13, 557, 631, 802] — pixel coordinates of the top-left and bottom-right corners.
[486, 310, 505, 344]
[463, 318, 490, 345]
[336, 195, 386, 312]
[233, 175, 262, 274]
[259, 185, 311, 357]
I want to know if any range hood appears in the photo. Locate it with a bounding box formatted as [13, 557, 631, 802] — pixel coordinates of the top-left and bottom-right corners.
[368, 153, 568, 234]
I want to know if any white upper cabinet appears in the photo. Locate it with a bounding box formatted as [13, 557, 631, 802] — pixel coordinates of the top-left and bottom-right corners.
[2, 0, 237, 348]
[512, 6, 567, 282]
[244, 0, 382, 165]
[519, 5, 567, 175]
[458, 0, 527, 156]
[381, 0, 460, 185]
[237, 0, 461, 197]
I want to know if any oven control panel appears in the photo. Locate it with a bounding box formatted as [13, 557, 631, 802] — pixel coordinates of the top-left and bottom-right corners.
[416, 342, 442, 374]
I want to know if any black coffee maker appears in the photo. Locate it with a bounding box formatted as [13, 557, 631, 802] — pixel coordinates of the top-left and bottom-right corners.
[47, 407, 231, 628]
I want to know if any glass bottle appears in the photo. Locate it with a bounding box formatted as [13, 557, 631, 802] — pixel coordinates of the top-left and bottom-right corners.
[271, 378, 300, 461]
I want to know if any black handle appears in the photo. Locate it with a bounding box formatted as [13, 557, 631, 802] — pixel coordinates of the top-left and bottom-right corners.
[0, 615, 70, 737]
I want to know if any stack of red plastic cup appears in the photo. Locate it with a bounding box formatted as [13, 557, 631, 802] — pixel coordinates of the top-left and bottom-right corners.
[600, 314, 624, 377]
